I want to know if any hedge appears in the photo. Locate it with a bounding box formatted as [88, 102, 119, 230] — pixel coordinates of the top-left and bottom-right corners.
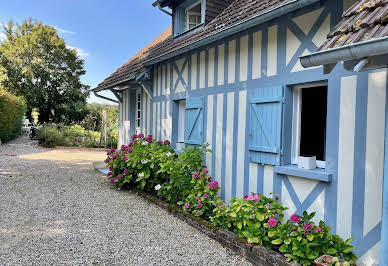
[0, 89, 26, 142]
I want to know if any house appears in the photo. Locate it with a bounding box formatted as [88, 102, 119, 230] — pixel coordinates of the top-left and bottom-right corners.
[93, 0, 388, 264]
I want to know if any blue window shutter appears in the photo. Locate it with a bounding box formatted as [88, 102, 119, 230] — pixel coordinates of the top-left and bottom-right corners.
[185, 96, 204, 145]
[248, 86, 284, 165]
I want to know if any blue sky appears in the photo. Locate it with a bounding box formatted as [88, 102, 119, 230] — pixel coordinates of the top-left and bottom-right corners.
[0, 0, 171, 104]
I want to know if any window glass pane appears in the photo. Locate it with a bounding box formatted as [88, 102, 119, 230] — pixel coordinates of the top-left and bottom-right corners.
[299, 86, 327, 161]
[189, 15, 196, 23]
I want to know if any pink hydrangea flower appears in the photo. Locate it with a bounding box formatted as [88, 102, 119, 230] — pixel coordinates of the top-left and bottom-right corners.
[128, 147, 133, 153]
[164, 140, 170, 145]
[193, 172, 199, 178]
[203, 193, 209, 199]
[268, 218, 278, 227]
[147, 134, 153, 139]
[120, 145, 126, 150]
[303, 223, 314, 232]
[117, 174, 123, 179]
[138, 133, 144, 139]
[110, 178, 115, 183]
[208, 176, 212, 181]
[184, 202, 190, 208]
[208, 181, 219, 190]
[290, 214, 301, 224]
[109, 165, 113, 170]
[129, 142, 133, 147]
[197, 203, 203, 208]
[316, 227, 323, 233]
[157, 140, 163, 144]
[202, 168, 209, 174]
[112, 154, 117, 160]
[243, 195, 248, 199]
[104, 158, 110, 163]
[114, 180, 119, 184]
[107, 172, 112, 177]
[265, 203, 271, 209]
[110, 148, 116, 153]
[131, 134, 138, 140]
[124, 169, 129, 175]
[247, 194, 260, 201]
[146, 137, 152, 143]
[107, 151, 112, 156]
[123, 156, 128, 162]
[195, 197, 201, 201]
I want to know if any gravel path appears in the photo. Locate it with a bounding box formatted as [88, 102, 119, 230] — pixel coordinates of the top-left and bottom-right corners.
[0, 137, 250, 266]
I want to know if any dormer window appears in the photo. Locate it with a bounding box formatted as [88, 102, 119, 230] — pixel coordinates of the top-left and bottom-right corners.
[186, 2, 202, 30]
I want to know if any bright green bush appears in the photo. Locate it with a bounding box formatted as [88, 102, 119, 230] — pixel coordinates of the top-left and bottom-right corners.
[268, 211, 357, 265]
[106, 134, 174, 192]
[158, 145, 210, 204]
[36, 124, 64, 147]
[0, 89, 26, 142]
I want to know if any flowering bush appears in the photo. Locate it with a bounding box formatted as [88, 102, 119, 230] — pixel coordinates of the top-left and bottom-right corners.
[181, 168, 220, 219]
[158, 144, 210, 204]
[105, 134, 174, 191]
[211, 193, 287, 248]
[267, 211, 357, 265]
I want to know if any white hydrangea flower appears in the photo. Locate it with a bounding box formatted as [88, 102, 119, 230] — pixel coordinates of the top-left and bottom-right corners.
[154, 184, 161, 191]
[249, 214, 255, 220]
[166, 152, 173, 157]
[142, 141, 148, 145]
[138, 172, 144, 178]
[141, 159, 148, 164]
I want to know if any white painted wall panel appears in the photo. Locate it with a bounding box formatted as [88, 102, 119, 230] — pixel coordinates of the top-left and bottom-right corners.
[206, 95, 214, 173]
[267, 25, 278, 76]
[191, 54, 197, 90]
[236, 90, 247, 198]
[215, 93, 224, 189]
[218, 44, 225, 86]
[200, 50, 206, 89]
[225, 92, 235, 203]
[263, 165, 274, 197]
[240, 35, 249, 82]
[208, 47, 215, 87]
[252, 31, 262, 79]
[228, 40, 236, 84]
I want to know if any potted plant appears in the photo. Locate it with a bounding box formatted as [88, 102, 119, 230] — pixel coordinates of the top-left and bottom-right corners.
[314, 255, 355, 266]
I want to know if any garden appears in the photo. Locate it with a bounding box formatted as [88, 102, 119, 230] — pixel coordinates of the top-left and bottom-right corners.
[105, 134, 358, 266]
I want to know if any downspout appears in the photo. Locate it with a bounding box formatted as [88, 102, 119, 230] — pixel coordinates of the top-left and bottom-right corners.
[157, 3, 171, 16]
[93, 91, 119, 104]
[380, 85, 388, 265]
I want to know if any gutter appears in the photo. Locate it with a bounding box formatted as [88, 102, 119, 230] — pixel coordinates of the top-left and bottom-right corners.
[145, 0, 319, 66]
[300, 37, 388, 68]
[156, 2, 172, 16]
[93, 91, 119, 104]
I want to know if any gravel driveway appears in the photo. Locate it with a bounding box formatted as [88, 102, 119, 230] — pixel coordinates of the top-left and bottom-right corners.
[0, 137, 250, 266]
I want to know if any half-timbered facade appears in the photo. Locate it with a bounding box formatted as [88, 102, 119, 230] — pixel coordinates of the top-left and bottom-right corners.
[94, 0, 387, 264]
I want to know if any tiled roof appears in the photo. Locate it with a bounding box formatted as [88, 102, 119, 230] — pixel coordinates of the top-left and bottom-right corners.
[96, 0, 298, 91]
[317, 0, 388, 51]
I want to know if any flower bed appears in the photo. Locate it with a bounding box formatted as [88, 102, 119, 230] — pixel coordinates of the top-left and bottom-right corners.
[104, 134, 357, 266]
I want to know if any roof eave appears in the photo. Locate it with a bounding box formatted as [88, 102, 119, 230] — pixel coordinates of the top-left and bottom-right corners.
[145, 0, 320, 66]
[300, 37, 388, 69]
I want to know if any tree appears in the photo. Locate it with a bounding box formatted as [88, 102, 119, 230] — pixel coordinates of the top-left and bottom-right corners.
[0, 18, 89, 123]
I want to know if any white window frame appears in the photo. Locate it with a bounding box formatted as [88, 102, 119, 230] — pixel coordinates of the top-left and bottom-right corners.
[185, 1, 202, 31]
[291, 82, 328, 169]
[135, 89, 141, 134]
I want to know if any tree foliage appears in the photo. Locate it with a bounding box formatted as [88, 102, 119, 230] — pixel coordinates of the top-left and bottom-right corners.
[0, 18, 89, 123]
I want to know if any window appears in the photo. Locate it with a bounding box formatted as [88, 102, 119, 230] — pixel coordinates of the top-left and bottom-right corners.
[291, 83, 327, 168]
[177, 100, 186, 150]
[186, 2, 202, 30]
[135, 89, 141, 134]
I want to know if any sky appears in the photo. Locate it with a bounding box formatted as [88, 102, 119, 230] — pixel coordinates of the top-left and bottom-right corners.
[0, 0, 171, 104]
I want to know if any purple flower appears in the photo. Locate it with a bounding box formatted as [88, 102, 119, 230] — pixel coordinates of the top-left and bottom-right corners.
[112, 154, 117, 160]
[197, 203, 203, 208]
[121, 145, 127, 150]
[184, 202, 190, 208]
[117, 174, 123, 179]
[131, 134, 138, 140]
[316, 227, 323, 233]
[107, 172, 112, 177]
[208, 176, 212, 181]
[104, 158, 110, 163]
[124, 169, 129, 175]
[208, 181, 219, 190]
[108, 165, 113, 170]
[265, 203, 271, 209]
[123, 151, 127, 155]
[128, 147, 133, 153]
[267, 218, 278, 228]
[157, 140, 163, 144]
[107, 151, 112, 156]
[290, 214, 301, 224]
[247, 194, 260, 201]
[303, 223, 314, 232]
[129, 142, 133, 147]
[138, 133, 144, 139]
[203, 193, 209, 199]
[110, 148, 116, 153]
[114, 180, 119, 184]
[164, 140, 170, 145]
[195, 197, 201, 201]
[146, 137, 152, 143]
[193, 172, 199, 178]
[202, 168, 209, 174]
[243, 195, 248, 199]
[147, 134, 153, 139]
[110, 178, 115, 183]
[123, 156, 128, 162]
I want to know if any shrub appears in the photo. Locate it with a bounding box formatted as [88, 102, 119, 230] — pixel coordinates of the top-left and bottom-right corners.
[211, 193, 287, 248]
[105, 134, 174, 192]
[0, 89, 26, 142]
[36, 124, 64, 147]
[181, 168, 220, 219]
[267, 211, 357, 265]
[158, 144, 210, 204]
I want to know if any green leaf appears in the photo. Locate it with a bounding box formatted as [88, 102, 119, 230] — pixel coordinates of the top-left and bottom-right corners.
[268, 230, 276, 238]
[279, 244, 289, 253]
[256, 212, 264, 221]
[306, 234, 314, 241]
[307, 251, 319, 260]
[290, 231, 298, 237]
[271, 238, 283, 245]
[236, 221, 242, 230]
[345, 238, 353, 245]
[284, 238, 291, 245]
[343, 246, 354, 253]
[326, 248, 337, 255]
[297, 236, 302, 241]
